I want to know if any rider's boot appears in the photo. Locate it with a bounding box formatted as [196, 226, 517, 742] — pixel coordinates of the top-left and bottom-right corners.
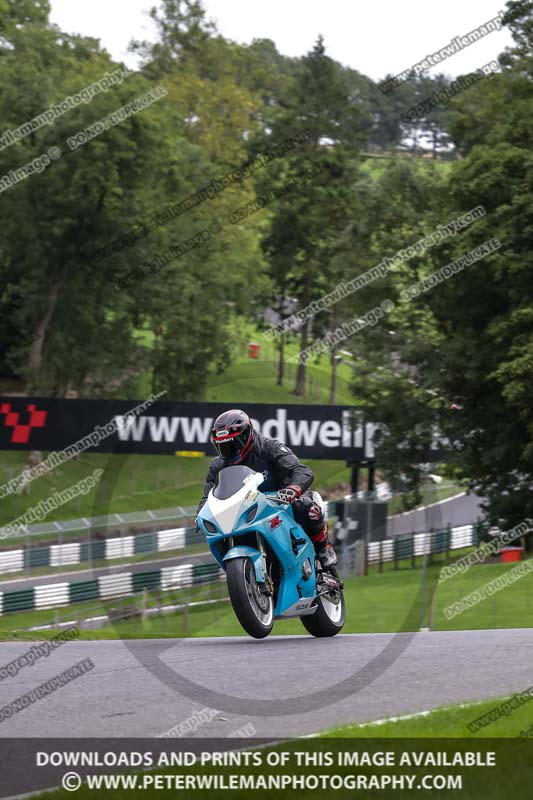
[311, 524, 338, 569]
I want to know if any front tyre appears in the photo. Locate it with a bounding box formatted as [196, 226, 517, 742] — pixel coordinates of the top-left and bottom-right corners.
[301, 586, 345, 638]
[226, 557, 274, 639]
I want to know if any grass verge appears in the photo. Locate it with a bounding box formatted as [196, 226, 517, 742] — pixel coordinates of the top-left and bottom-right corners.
[320, 694, 533, 738]
[1, 553, 531, 639]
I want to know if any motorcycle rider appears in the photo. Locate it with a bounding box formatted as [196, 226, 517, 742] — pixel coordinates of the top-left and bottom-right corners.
[196, 408, 337, 569]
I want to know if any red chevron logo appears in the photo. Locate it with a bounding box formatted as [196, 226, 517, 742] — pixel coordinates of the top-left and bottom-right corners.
[0, 403, 48, 444]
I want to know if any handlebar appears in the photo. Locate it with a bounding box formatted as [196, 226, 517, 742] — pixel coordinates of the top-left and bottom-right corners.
[263, 492, 289, 507]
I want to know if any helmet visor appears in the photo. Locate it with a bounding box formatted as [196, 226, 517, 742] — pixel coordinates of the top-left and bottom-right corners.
[212, 427, 251, 460]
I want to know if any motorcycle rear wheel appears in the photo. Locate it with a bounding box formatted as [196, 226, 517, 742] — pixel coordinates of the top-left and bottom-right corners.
[301, 584, 345, 638]
[226, 557, 274, 639]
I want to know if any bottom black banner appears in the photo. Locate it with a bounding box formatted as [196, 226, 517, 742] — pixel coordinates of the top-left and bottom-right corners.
[0, 738, 531, 799]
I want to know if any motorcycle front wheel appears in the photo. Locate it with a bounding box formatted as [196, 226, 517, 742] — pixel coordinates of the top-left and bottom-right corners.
[226, 557, 274, 639]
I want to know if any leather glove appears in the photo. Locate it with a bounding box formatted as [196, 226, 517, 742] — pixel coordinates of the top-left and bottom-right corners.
[276, 485, 302, 504]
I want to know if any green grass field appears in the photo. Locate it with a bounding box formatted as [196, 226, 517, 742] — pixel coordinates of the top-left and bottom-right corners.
[0, 580, 228, 640]
[205, 345, 356, 405]
[322, 694, 533, 738]
[135, 317, 358, 406]
[200, 314, 358, 405]
[3, 553, 531, 639]
[0, 451, 352, 529]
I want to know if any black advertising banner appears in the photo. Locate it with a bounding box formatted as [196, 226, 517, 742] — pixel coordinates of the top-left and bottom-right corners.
[0, 397, 371, 461]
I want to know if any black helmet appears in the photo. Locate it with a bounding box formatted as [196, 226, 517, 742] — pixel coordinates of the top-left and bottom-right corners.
[211, 409, 254, 463]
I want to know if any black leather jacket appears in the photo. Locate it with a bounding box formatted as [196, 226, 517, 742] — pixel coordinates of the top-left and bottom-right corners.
[197, 431, 313, 513]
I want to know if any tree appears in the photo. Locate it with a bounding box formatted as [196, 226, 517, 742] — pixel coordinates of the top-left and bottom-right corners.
[349, 0, 533, 527]
[0, 34, 187, 393]
[121, 0, 272, 399]
[0, 0, 273, 399]
[255, 36, 362, 396]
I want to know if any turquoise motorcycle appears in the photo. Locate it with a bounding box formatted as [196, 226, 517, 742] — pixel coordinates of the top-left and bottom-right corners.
[197, 465, 345, 639]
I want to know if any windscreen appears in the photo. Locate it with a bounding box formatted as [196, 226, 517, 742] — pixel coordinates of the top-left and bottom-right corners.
[213, 465, 256, 500]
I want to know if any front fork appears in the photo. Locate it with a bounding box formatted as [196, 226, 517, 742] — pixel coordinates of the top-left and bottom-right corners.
[257, 532, 274, 596]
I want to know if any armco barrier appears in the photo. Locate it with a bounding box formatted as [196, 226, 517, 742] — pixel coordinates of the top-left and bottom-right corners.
[0, 525, 204, 575]
[0, 500, 339, 576]
[0, 562, 223, 616]
[0, 522, 487, 616]
[338, 522, 485, 574]
[0, 506, 482, 582]
[364, 523, 477, 567]
[0, 505, 197, 541]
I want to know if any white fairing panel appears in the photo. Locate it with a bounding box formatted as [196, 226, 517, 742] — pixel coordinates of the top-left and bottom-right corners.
[206, 472, 263, 534]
